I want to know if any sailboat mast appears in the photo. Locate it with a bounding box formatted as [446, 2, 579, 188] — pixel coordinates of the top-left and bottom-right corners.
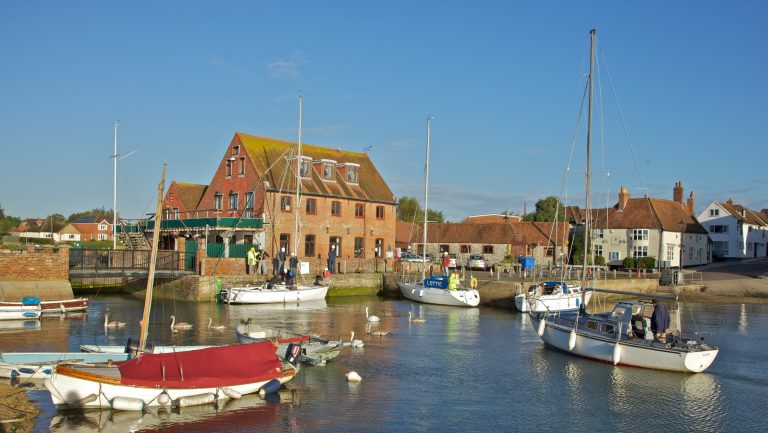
[582, 29, 596, 283]
[422, 115, 432, 281]
[112, 121, 118, 250]
[293, 95, 303, 256]
[139, 163, 166, 352]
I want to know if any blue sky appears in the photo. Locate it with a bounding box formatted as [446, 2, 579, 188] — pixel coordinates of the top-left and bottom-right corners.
[1, 1, 766, 222]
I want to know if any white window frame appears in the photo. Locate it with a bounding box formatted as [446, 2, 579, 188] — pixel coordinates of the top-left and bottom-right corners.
[632, 229, 649, 241]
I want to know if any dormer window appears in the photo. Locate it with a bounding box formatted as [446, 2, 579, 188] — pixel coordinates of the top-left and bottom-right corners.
[299, 157, 311, 178]
[344, 163, 360, 183]
[233, 145, 240, 155]
[321, 159, 336, 180]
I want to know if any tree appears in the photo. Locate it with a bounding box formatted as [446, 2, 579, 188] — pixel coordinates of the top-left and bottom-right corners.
[522, 196, 566, 222]
[67, 207, 114, 223]
[397, 196, 444, 223]
[0, 204, 21, 235]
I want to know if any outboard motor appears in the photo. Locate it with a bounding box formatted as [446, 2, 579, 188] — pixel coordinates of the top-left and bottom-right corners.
[284, 343, 302, 365]
[124, 338, 154, 355]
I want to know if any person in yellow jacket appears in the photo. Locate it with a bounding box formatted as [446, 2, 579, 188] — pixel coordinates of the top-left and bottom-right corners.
[448, 270, 459, 290]
[247, 247, 258, 275]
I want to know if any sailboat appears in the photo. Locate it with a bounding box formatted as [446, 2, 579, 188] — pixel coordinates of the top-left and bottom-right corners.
[44, 165, 300, 410]
[531, 29, 718, 373]
[514, 281, 591, 313]
[396, 116, 480, 307]
[222, 96, 329, 304]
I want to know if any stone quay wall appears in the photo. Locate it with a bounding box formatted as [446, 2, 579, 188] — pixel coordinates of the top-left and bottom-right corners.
[0, 245, 74, 300]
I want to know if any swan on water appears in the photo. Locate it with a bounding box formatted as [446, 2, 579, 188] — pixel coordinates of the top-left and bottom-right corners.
[408, 312, 426, 324]
[170, 315, 193, 331]
[341, 331, 365, 348]
[104, 313, 126, 328]
[365, 307, 379, 322]
[207, 317, 226, 330]
[345, 371, 362, 382]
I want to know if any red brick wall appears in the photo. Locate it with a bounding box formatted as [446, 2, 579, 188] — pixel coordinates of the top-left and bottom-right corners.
[0, 246, 69, 280]
[265, 192, 396, 264]
[200, 258, 246, 276]
[197, 135, 266, 216]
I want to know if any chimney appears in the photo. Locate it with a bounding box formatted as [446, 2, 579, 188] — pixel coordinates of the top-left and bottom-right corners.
[618, 186, 631, 210]
[727, 197, 734, 205]
[673, 180, 684, 204]
[687, 191, 695, 215]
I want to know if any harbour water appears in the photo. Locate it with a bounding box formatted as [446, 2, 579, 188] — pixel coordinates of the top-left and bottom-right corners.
[1, 296, 766, 432]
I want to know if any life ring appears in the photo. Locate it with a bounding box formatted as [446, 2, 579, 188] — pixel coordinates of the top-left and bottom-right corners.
[470, 276, 478, 289]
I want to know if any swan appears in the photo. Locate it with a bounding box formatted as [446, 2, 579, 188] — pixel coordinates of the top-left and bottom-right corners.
[367, 330, 389, 336]
[207, 317, 226, 331]
[104, 313, 126, 328]
[365, 307, 379, 322]
[345, 371, 362, 382]
[408, 312, 426, 324]
[341, 331, 365, 348]
[170, 315, 193, 331]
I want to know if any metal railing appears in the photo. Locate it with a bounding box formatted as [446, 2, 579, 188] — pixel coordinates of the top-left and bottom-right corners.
[69, 249, 194, 272]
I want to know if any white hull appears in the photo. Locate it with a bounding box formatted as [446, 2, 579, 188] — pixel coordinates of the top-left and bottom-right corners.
[44, 365, 295, 409]
[0, 307, 41, 321]
[224, 284, 328, 304]
[532, 316, 719, 373]
[515, 290, 592, 313]
[80, 344, 215, 354]
[397, 282, 480, 307]
[0, 352, 131, 379]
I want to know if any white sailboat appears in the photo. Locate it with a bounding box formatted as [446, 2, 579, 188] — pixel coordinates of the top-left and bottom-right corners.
[397, 115, 480, 307]
[515, 281, 591, 313]
[44, 165, 299, 410]
[223, 95, 329, 305]
[533, 29, 718, 373]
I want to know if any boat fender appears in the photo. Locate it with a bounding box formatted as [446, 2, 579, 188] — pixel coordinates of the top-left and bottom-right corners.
[23, 312, 38, 318]
[568, 330, 577, 351]
[259, 379, 282, 397]
[612, 343, 621, 365]
[111, 396, 145, 411]
[174, 392, 216, 408]
[221, 387, 242, 399]
[9, 369, 19, 378]
[419, 290, 423, 297]
[22, 297, 40, 305]
[157, 392, 171, 406]
[470, 277, 478, 289]
[76, 394, 99, 407]
[537, 318, 546, 337]
[285, 343, 301, 365]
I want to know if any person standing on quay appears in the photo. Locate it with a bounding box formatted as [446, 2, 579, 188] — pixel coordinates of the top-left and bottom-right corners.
[289, 253, 298, 277]
[247, 247, 258, 275]
[327, 245, 337, 274]
[259, 248, 269, 275]
[441, 252, 450, 277]
[278, 247, 286, 276]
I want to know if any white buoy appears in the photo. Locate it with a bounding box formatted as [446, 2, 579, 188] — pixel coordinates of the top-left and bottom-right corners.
[157, 392, 171, 406]
[111, 396, 145, 411]
[537, 318, 546, 337]
[568, 329, 577, 351]
[346, 371, 362, 382]
[221, 387, 242, 399]
[612, 343, 621, 365]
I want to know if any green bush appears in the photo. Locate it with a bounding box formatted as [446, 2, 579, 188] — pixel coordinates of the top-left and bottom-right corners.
[594, 255, 605, 266]
[638, 256, 656, 269]
[623, 257, 635, 269]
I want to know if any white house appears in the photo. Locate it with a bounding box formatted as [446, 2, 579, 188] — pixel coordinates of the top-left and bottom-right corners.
[697, 199, 768, 259]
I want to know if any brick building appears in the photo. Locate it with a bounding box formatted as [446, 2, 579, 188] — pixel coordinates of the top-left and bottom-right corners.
[158, 132, 397, 273]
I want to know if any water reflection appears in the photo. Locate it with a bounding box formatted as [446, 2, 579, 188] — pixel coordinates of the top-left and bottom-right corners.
[738, 303, 748, 334]
[48, 390, 294, 432]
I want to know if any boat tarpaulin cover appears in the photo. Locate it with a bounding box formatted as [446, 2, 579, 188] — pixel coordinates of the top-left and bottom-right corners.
[117, 342, 283, 388]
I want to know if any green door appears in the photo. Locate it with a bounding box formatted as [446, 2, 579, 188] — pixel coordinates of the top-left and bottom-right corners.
[185, 239, 198, 271]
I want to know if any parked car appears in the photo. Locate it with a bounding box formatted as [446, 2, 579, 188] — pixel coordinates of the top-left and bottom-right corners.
[445, 253, 458, 269]
[400, 251, 423, 262]
[466, 254, 490, 271]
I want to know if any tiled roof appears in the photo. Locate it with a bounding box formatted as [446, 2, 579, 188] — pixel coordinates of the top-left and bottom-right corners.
[511, 222, 570, 246]
[464, 214, 521, 224]
[407, 223, 526, 245]
[719, 201, 768, 226]
[565, 206, 587, 225]
[593, 198, 708, 234]
[237, 133, 396, 204]
[170, 182, 207, 210]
